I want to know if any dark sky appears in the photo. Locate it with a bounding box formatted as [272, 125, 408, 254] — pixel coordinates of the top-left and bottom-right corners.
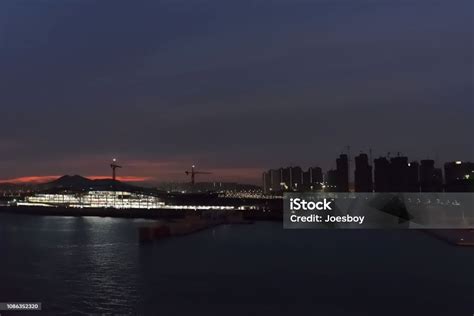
[0, 0, 472, 184]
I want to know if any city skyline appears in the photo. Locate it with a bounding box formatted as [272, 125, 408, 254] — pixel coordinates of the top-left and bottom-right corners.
[263, 153, 473, 193]
[1, 151, 472, 188]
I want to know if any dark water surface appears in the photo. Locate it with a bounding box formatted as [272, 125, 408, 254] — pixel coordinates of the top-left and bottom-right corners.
[0, 213, 472, 315]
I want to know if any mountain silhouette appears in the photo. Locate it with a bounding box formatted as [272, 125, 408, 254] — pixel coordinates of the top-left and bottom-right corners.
[46, 175, 137, 192]
[49, 175, 93, 188]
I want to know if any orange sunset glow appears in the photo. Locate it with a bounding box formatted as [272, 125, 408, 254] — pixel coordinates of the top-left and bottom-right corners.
[0, 175, 151, 184]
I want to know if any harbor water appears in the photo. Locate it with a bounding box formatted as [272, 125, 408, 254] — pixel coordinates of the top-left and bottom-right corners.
[0, 213, 472, 315]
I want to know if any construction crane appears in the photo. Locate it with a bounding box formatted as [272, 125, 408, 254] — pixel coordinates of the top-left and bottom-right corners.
[185, 165, 211, 185]
[110, 158, 122, 181]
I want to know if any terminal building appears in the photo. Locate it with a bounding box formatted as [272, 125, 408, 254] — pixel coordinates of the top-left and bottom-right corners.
[21, 191, 165, 209]
[16, 190, 241, 210]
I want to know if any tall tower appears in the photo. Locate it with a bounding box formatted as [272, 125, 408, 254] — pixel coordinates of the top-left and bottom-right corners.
[354, 153, 373, 192]
[336, 154, 349, 192]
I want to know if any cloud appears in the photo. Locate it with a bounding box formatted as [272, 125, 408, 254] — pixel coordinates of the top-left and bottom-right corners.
[0, 175, 152, 184]
[0, 176, 61, 184]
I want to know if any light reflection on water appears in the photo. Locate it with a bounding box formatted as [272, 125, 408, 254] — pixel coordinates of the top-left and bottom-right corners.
[0, 213, 472, 315]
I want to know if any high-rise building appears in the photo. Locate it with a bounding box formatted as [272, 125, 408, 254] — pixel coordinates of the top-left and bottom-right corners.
[262, 171, 271, 194]
[302, 167, 323, 191]
[302, 169, 311, 190]
[281, 167, 292, 191]
[420, 159, 434, 192]
[407, 161, 420, 192]
[420, 160, 442, 192]
[326, 169, 338, 192]
[310, 167, 323, 191]
[336, 154, 349, 192]
[290, 166, 303, 191]
[374, 157, 390, 192]
[354, 153, 372, 192]
[433, 168, 443, 192]
[270, 169, 282, 193]
[389, 156, 409, 192]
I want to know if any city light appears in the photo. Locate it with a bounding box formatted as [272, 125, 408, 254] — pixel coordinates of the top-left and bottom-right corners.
[22, 191, 165, 209]
[14, 190, 258, 211]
